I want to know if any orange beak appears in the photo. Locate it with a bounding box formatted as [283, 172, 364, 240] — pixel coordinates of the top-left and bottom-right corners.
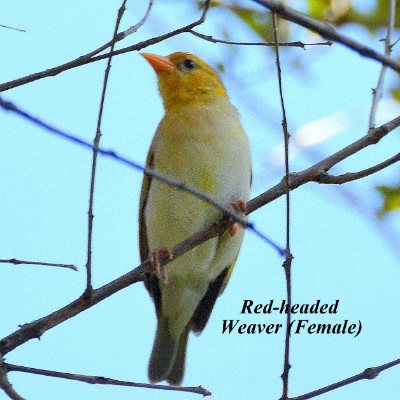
[141, 53, 174, 73]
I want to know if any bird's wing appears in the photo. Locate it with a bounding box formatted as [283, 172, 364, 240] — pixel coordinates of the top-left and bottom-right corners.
[139, 144, 163, 315]
[139, 146, 153, 261]
[191, 250, 239, 334]
[191, 159, 251, 334]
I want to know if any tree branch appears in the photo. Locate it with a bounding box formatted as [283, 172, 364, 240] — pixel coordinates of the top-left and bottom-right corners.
[85, 0, 129, 296]
[3, 0, 400, 93]
[0, 24, 26, 33]
[118, 0, 153, 39]
[1, 116, 398, 360]
[5, 364, 211, 397]
[0, 258, 77, 271]
[253, 0, 400, 73]
[289, 358, 400, 400]
[247, 115, 400, 214]
[0, 0, 210, 92]
[2, 99, 399, 261]
[316, 152, 400, 184]
[189, 30, 332, 48]
[0, 215, 231, 355]
[0, 359, 24, 400]
[0, 96, 284, 255]
[2, 2, 399, 398]
[0, 1, 152, 92]
[368, 0, 396, 129]
[272, 13, 293, 400]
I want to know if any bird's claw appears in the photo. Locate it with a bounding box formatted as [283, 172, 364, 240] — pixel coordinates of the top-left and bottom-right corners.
[229, 200, 247, 237]
[230, 199, 247, 214]
[149, 246, 173, 284]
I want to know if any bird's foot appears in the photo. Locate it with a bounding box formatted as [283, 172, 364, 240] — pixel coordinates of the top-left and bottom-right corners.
[231, 199, 247, 214]
[229, 200, 247, 237]
[149, 246, 173, 284]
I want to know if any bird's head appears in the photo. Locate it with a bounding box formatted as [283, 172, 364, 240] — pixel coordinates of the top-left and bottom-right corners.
[141, 52, 228, 109]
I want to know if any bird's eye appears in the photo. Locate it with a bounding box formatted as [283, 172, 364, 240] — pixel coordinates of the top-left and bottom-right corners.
[181, 58, 197, 71]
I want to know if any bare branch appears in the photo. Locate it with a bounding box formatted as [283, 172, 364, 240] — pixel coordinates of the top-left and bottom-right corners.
[2, 2, 399, 398]
[5, 364, 211, 397]
[289, 358, 400, 400]
[85, 0, 129, 296]
[0, 24, 25, 32]
[253, 0, 400, 73]
[0, 97, 245, 228]
[0, 0, 211, 92]
[119, 0, 153, 38]
[0, 258, 77, 271]
[0, 216, 232, 355]
[316, 152, 400, 184]
[272, 13, 293, 400]
[248, 115, 400, 214]
[391, 35, 400, 49]
[369, 0, 396, 129]
[0, 360, 25, 400]
[3, 99, 399, 257]
[1, 114, 399, 356]
[2, 0, 400, 93]
[0, 96, 284, 255]
[190, 30, 332, 48]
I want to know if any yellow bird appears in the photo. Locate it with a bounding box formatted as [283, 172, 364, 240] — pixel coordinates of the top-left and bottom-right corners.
[139, 52, 251, 385]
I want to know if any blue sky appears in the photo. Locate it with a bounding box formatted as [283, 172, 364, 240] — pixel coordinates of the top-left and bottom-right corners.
[1, 1, 400, 399]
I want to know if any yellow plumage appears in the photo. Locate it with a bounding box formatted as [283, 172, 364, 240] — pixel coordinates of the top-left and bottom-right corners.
[139, 52, 251, 385]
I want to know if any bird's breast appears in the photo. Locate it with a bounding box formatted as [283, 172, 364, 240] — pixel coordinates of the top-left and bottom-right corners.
[153, 100, 251, 199]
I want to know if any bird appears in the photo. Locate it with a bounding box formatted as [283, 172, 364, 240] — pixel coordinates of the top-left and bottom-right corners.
[139, 52, 251, 385]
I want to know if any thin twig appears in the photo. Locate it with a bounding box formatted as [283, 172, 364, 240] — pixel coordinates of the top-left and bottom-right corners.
[369, 0, 396, 129]
[85, 0, 129, 297]
[190, 30, 332, 48]
[225, 58, 400, 256]
[316, 152, 400, 184]
[0, 24, 26, 33]
[289, 358, 400, 400]
[119, 0, 154, 38]
[0, 215, 232, 355]
[0, 0, 211, 92]
[0, 96, 284, 255]
[247, 114, 400, 214]
[2, 97, 400, 248]
[0, 4, 151, 91]
[2, 0, 400, 93]
[5, 364, 211, 397]
[0, 258, 77, 271]
[272, 13, 293, 400]
[391, 35, 400, 49]
[0, 359, 25, 400]
[253, 0, 400, 72]
[1, 115, 399, 356]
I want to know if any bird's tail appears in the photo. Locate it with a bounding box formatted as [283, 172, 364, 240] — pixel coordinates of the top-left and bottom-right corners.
[148, 315, 190, 386]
